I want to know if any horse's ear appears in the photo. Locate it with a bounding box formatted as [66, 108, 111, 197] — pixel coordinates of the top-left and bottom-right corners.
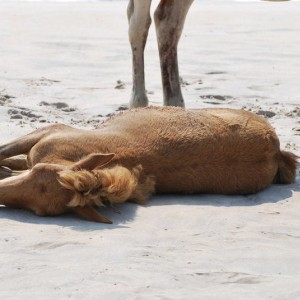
[71, 206, 112, 224]
[71, 153, 115, 171]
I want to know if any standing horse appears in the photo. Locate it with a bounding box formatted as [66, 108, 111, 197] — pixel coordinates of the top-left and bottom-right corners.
[127, 0, 194, 107]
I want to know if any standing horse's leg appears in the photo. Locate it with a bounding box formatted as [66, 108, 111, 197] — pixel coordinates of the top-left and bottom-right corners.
[154, 0, 194, 107]
[127, 0, 152, 108]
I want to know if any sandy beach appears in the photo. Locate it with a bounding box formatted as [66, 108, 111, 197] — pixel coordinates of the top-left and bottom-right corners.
[0, 1, 300, 299]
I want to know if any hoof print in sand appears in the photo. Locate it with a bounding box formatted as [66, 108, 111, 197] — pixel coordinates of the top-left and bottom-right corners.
[285, 142, 298, 151]
[115, 80, 126, 90]
[8, 108, 41, 121]
[25, 77, 60, 87]
[200, 95, 234, 105]
[180, 76, 190, 86]
[180, 77, 202, 87]
[0, 94, 15, 105]
[206, 71, 227, 75]
[106, 112, 116, 118]
[116, 104, 128, 111]
[292, 127, 300, 135]
[256, 110, 276, 118]
[286, 107, 300, 118]
[39, 101, 76, 112]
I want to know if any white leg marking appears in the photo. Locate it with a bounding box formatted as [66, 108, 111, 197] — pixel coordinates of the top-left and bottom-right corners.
[128, 0, 152, 108]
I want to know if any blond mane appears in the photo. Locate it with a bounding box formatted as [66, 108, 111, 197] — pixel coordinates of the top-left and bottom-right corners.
[58, 165, 155, 208]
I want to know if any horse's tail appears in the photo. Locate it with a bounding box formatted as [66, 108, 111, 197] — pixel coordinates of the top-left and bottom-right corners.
[273, 151, 298, 184]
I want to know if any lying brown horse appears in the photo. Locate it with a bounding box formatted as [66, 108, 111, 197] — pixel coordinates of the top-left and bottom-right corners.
[0, 107, 297, 223]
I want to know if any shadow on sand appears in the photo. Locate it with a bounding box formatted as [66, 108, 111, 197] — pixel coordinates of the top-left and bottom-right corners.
[1, 178, 299, 231]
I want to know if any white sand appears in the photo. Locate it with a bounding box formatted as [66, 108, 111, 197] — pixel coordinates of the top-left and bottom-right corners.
[0, 1, 300, 299]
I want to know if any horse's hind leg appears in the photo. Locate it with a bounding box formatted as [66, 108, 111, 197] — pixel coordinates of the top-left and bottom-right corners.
[0, 124, 70, 163]
[0, 166, 24, 180]
[0, 155, 28, 170]
[0, 154, 27, 182]
[127, 0, 152, 108]
[154, 0, 194, 107]
[0, 166, 15, 180]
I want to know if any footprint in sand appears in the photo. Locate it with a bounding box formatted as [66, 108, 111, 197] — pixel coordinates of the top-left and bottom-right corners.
[180, 77, 203, 87]
[199, 95, 235, 105]
[193, 271, 263, 285]
[39, 101, 76, 112]
[115, 80, 126, 90]
[206, 71, 227, 75]
[292, 127, 300, 135]
[0, 93, 15, 106]
[25, 77, 60, 87]
[8, 108, 42, 122]
[116, 104, 128, 111]
[256, 110, 276, 118]
[286, 107, 300, 118]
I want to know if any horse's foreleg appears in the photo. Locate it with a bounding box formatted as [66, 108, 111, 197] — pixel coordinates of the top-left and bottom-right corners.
[128, 0, 152, 108]
[154, 0, 194, 107]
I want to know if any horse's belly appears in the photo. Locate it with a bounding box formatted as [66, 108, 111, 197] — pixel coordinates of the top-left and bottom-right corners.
[148, 132, 279, 195]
